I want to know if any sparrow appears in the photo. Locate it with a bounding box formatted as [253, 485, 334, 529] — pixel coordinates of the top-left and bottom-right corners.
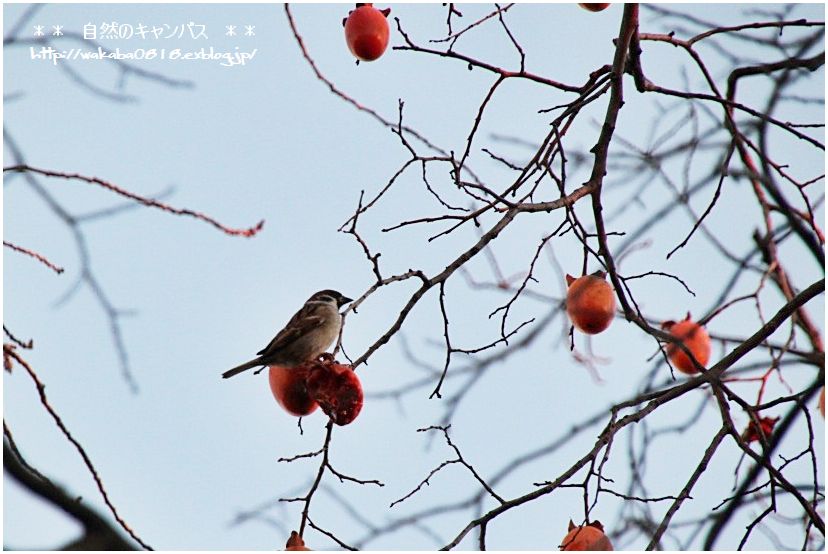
[222, 289, 353, 379]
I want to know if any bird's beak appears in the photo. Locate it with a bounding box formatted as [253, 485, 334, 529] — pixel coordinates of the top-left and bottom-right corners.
[340, 296, 354, 306]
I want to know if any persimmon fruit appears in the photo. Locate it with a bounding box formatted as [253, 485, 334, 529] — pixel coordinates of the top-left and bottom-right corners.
[344, 4, 391, 61]
[268, 365, 318, 417]
[306, 361, 364, 425]
[565, 271, 616, 334]
[285, 531, 312, 551]
[560, 520, 613, 551]
[578, 3, 611, 11]
[742, 415, 779, 444]
[661, 314, 710, 374]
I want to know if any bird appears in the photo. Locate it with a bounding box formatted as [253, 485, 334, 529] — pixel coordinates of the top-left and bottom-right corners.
[222, 289, 353, 379]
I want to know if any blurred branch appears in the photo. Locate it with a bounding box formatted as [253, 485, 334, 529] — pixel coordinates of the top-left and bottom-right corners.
[4, 439, 137, 550]
[4, 346, 151, 549]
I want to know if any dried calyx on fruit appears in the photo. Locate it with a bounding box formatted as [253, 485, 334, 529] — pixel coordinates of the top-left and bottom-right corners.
[560, 519, 613, 551]
[285, 530, 312, 551]
[343, 3, 391, 62]
[565, 271, 616, 335]
[661, 313, 711, 374]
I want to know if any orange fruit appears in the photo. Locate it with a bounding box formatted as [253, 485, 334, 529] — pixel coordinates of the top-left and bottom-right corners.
[268, 365, 318, 417]
[344, 4, 391, 61]
[578, 3, 611, 12]
[285, 531, 311, 551]
[560, 520, 613, 551]
[306, 361, 364, 426]
[661, 314, 710, 374]
[566, 272, 616, 334]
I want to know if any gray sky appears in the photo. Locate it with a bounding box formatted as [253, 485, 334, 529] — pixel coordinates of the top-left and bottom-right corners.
[4, 3, 824, 550]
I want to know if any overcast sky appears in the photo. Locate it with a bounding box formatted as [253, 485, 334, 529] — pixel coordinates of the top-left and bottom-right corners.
[4, 3, 824, 551]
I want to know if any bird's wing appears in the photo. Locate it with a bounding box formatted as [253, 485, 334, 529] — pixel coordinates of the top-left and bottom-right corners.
[256, 306, 327, 356]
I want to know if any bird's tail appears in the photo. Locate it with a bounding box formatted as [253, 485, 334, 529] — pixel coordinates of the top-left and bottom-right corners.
[222, 358, 264, 379]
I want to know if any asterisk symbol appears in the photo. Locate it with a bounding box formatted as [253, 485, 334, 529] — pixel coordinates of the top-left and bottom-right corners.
[244, 25, 255, 37]
[225, 25, 236, 37]
[33, 25, 45, 37]
[51, 25, 64, 36]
